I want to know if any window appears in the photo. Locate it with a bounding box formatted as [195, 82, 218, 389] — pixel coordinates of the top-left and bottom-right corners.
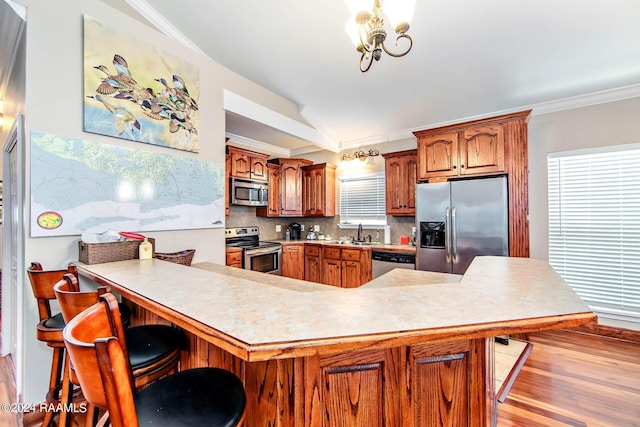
[548, 144, 640, 323]
[339, 173, 386, 227]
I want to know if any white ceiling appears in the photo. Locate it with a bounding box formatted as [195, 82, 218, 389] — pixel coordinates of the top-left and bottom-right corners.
[113, 1, 640, 153]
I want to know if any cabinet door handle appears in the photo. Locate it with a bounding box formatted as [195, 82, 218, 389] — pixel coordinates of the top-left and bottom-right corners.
[452, 207, 458, 265]
[445, 207, 451, 264]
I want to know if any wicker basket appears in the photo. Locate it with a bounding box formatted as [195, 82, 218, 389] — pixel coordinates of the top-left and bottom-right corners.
[154, 249, 195, 266]
[78, 238, 156, 265]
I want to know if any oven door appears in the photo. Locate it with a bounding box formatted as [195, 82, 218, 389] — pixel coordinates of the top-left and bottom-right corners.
[244, 246, 282, 275]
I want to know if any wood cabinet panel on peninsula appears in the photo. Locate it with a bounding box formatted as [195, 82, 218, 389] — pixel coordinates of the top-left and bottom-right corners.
[282, 243, 305, 279]
[413, 110, 531, 258]
[227, 145, 269, 181]
[383, 149, 417, 216]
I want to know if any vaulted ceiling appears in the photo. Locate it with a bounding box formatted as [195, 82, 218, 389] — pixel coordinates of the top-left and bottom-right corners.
[93, 1, 640, 153]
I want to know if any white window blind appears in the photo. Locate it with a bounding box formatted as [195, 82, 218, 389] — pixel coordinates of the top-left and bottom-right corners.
[548, 145, 640, 323]
[339, 173, 386, 226]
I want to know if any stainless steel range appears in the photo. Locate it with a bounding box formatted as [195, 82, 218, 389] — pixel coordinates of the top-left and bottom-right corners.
[225, 226, 282, 275]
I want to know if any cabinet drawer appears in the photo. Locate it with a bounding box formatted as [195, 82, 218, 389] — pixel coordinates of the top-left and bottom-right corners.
[323, 247, 341, 260]
[341, 249, 361, 261]
[225, 249, 242, 267]
[305, 245, 320, 257]
[283, 244, 303, 253]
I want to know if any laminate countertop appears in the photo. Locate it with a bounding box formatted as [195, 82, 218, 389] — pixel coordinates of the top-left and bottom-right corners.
[74, 256, 596, 362]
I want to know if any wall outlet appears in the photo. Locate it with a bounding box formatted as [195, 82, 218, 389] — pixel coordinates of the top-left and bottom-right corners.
[276, 225, 282, 232]
[314, 225, 320, 232]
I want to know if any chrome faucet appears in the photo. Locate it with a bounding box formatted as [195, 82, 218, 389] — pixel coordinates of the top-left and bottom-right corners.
[357, 223, 363, 242]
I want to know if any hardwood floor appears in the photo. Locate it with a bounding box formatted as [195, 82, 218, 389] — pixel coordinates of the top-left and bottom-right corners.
[2, 329, 639, 426]
[497, 329, 640, 427]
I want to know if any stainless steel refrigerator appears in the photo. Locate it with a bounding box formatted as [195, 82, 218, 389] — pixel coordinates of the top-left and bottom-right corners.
[415, 176, 509, 274]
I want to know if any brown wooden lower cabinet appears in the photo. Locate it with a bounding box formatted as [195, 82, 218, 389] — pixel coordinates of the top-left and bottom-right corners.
[130, 303, 494, 427]
[304, 244, 322, 283]
[225, 247, 243, 268]
[321, 247, 372, 288]
[282, 243, 305, 279]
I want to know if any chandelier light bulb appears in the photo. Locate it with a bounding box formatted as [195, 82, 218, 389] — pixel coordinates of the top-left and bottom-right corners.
[382, 0, 416, 32]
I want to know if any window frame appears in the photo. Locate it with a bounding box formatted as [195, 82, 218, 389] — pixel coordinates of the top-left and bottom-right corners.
[338, 172, 387, 228]
[547, 143, 640, 324]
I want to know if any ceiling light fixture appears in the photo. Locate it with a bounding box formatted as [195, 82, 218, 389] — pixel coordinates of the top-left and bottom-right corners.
[345, 0, 415, 72]
[341, 149, 381, 161]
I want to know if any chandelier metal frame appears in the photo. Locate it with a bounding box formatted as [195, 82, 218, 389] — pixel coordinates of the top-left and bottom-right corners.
[353, 0, 413, 72]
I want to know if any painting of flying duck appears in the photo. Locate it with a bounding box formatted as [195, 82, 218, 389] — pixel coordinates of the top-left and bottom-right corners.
[83, 15, 200, 152]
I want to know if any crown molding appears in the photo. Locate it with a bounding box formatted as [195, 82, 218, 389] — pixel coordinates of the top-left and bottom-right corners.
[338, 84, 640, 148]
[224, 133, 291, 157]
[526, 83, 640, 116]
[124, 0, 205, 54]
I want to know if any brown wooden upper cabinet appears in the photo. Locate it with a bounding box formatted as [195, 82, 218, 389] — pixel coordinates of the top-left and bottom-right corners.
[383, 149, 417, 216]
[415, 124, 504, 181]
[413, 110, 532, 258]
[302, 163, 336, 217]
[226, 145, 269, 181]
[256, 163, 281, 217]
[270, 158, 313, 217]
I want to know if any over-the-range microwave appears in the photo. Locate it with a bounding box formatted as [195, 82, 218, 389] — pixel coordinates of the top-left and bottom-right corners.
[231, 177, 268, 207]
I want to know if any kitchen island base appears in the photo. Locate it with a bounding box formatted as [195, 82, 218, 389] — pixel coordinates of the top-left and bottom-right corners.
[76, 258, 595, 427]
[129, 303, 495, 426]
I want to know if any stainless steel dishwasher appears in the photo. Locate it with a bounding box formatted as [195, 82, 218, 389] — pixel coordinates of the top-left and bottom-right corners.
[372, 250, 416, 278]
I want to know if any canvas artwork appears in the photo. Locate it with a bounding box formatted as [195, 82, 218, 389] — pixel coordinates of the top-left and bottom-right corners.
[30, 132, 224, 237]
[83, 15, 200, 152]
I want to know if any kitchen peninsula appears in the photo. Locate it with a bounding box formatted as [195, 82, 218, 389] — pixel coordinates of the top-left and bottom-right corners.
[74, 256, 596, 427]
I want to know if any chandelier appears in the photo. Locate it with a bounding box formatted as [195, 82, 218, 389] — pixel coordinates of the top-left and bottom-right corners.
[341, 149, 381, 161]
[345, 0, 416, 72]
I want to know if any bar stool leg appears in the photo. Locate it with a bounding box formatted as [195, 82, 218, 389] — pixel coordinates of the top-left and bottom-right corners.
[57, 353, 72, 427]
[42, 347, 64, 427]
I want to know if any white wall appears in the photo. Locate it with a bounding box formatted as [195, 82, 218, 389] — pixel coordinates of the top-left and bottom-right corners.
[17, 0, 321, 404]
[528, 97, 640, 260]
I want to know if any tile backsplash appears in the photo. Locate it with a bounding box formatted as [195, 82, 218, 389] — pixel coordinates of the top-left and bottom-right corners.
[226, 205, 416, 244]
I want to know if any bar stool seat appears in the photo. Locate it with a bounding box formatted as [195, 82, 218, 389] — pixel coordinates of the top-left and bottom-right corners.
[64, 292, 246, 427]
[41, 312, 65, 330]
[134, 367, 246, 426]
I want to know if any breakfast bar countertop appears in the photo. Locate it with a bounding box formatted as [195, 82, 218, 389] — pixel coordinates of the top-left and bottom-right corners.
[74, 256, 596, 362]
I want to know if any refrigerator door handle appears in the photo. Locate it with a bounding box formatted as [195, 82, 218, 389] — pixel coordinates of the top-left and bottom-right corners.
[451, 207, 458, 265]
[445, 207, 451, 264]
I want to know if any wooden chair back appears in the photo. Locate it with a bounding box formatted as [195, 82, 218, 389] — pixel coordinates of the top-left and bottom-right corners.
[53, 273, 107, 323]
[27, 262, 69, 322]
[63, 293, 138, 427]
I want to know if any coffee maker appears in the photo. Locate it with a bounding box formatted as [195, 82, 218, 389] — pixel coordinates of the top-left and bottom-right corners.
[288, 223, 302, 240]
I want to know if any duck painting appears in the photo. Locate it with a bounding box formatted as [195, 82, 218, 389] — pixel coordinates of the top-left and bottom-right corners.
[83, 16, 200, 152]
